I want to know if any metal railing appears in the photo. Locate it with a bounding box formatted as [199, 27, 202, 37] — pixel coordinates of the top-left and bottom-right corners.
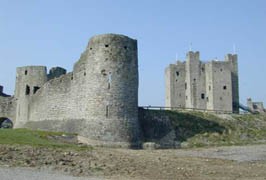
[139, 106, 239, 114]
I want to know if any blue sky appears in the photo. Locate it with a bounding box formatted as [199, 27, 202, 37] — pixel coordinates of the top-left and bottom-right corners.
[0, 0, 265, 106]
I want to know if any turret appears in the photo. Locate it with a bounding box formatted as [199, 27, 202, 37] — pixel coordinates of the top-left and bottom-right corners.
[47, 67, 67, 80]
[225, 54, 239, 113]
[185, 51, 202, 109]
[14, 66, 47, 127]
[186, 51, 200, 62]
[76, 34, 141, 145]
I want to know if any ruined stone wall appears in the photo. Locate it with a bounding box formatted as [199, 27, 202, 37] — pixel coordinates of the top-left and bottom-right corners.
[20, 34, 140, 145]
[139, 108, 179, 148]
[14, 66, 47, 127]
[247, 98, 265, 113]
[47, 67, 67, 80]
[0, 96, 16, 123]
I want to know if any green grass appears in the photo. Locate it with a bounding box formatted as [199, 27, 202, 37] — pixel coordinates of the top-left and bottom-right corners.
[0, 128, 92, 150]
[175, 111, 266, 147]
[141, 109, 266, 148]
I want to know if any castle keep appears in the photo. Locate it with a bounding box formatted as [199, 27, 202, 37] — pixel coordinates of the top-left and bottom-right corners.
[0, 34, 141, 146]
[165, 51, 239, 113]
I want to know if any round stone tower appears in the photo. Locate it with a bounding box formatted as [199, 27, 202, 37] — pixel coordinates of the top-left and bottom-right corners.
[14, 66, 47, 128]
[79, 34, 140, 146]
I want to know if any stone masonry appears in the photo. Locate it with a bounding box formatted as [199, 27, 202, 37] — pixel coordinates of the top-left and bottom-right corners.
[0, 34, 141, 147]
[165, 51, 239, 113]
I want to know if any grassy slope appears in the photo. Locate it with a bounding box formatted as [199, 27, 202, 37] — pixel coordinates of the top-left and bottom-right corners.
[168, 111, 266, 147]
[0, 128, 91, 150]
[0, 112, 265, 149]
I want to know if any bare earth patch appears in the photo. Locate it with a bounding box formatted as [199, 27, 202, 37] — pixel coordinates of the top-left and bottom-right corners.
[0, 144, 266, 179]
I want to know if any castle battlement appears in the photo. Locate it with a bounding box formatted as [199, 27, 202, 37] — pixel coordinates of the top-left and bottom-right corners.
[165, 51, 239, 113]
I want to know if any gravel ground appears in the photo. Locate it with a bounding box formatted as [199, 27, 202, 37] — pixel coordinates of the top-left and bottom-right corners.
[174, 144, 266, 162]
[1, 144, 266, 179]
[0, 166, 101, 180]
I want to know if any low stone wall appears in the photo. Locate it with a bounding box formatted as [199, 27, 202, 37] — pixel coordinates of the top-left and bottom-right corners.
[139, 108, 180, 148]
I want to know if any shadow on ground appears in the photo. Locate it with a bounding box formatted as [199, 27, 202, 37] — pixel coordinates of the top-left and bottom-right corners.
[139, 109, 226, 146]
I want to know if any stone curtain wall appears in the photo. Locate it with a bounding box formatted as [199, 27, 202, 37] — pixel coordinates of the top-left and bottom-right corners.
[22, 34, 140, 145]
[0, 96, 16, 124]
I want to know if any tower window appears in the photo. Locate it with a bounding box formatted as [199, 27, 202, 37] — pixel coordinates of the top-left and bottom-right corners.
[209, 86, 211, 91]
[106, 105, 109, 117]
[176, 71, 179, 76]
[185, 83, 187, 90]
[193, 78, 196, 82]
[108, 72, 112, 89]
[25, 70, 28, 75]
[201, 93, 205, 99]
[33, 86, 40, 94]
[25, 85, 30, 95]
[105, 44, 109, 48]
[223, 86, 227, 90]
[186, 96, 188, 100]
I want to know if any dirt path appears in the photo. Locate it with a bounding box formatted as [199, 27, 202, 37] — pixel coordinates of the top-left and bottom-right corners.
[0, 144, 266, 179]
[0, 166, 100, 180]
[173, 144, 266, 162]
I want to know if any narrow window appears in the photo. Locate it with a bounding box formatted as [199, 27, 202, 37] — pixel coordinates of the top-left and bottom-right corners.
[223, 86, 227, 90]
[84, 72, 86, 76]
[25, 85, 30, 95]
[201, 93, 205, 99]
[186, 96, 188, 100]
[108, 72, 112, 89]
[193, 78, 196, 82]
[176, 71, 179, 76]
[220, 68, 223, 72]
[209, 86, 211, 91]
[201, 67, 205, 72]
[106, 106, 109, 117]
[185, 83, 187, 90]
[33, 86, 40, 94]
[101, 69, 107, 76]
[206, 97, 209, 102]
[105, 44, 109, 48]
[25, 70, 28, 75]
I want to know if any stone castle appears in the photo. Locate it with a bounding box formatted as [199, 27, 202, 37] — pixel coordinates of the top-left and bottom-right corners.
[0, 34, 141, 146]
[165, 51, 239, 113]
